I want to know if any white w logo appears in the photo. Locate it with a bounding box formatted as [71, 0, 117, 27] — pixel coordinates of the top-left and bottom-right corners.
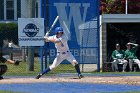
[54, 3, 90, 45]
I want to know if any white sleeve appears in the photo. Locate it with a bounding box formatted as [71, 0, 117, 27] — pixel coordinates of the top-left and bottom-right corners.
[128, 42, 138, 46]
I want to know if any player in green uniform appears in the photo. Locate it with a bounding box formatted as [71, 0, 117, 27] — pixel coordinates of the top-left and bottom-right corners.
[125, 42, 140, 72]
[111, 44, 128, 72]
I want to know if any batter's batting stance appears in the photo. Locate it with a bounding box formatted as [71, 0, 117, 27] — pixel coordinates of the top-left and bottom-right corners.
[35, 27, 84, 79]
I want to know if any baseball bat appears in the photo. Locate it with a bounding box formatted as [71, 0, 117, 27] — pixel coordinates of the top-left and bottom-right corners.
[48, 16, 59, 33]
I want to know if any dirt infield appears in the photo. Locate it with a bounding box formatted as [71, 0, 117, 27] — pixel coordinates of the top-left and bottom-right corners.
[1, 76, 140, 85]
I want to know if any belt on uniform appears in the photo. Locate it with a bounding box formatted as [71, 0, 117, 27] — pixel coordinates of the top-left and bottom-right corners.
[57, 51, 69, 54]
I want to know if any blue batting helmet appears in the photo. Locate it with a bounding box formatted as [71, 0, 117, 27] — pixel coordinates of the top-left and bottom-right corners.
[55, 27, 63, 34]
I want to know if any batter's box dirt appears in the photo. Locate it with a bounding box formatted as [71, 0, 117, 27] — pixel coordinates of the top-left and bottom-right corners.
[1, 76, 140, 85]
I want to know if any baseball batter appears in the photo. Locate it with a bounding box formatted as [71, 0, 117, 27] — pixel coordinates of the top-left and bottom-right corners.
[35, 27, 84, 79]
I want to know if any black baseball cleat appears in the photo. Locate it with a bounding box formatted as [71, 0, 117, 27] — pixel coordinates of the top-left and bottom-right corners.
[35, 74, 42, 79]
[78, 74, 84, 79]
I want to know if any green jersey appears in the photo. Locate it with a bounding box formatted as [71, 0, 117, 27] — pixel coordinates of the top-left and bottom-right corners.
[111, 50, 125, 59]
[125, 46, 138, 59]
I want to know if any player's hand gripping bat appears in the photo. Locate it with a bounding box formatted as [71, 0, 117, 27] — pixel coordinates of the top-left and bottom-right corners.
[44, 16, 59, 40]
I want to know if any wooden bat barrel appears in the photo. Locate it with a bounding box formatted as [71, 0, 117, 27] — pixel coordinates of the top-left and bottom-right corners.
[0, 64, 7, 76]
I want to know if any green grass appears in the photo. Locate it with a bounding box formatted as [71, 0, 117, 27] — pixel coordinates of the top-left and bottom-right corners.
[5, 61, 40, 76]
[3, 61, 140, 76]
[0, 90, 24, 93]
[4, 61, 75, 76]
[98, 71, 140, 74]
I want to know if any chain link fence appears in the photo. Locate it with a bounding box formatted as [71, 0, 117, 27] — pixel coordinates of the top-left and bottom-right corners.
[0, 23, 96, 76]
[0, 0, 100, 76]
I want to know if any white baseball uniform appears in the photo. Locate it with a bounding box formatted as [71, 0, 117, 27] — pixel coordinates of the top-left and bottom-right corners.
[44, 33, 77, 70]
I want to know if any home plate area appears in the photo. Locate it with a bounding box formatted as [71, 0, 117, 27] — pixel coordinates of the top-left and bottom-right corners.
[0, 74, 140, 93]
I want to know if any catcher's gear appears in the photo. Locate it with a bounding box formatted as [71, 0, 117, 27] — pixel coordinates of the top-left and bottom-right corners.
[55, 27, 63, 34]
[0, 57, 7, 63]
[0, 64, 7, 79]
[14, 60, 21, 66]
